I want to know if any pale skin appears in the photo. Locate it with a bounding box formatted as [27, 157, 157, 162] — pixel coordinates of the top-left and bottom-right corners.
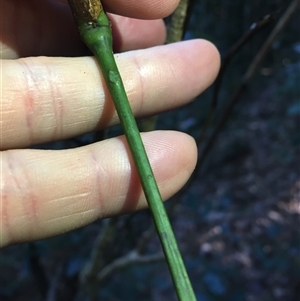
[0, 0, 220, 247]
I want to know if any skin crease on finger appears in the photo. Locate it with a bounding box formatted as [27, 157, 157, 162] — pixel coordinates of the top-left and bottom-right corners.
[1, 131, 197, 247]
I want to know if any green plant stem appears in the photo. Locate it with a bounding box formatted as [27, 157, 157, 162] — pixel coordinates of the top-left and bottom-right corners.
[68, 3, 196, 300]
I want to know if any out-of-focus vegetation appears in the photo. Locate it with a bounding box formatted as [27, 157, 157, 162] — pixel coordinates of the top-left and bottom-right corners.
[1, 1, 299, 301]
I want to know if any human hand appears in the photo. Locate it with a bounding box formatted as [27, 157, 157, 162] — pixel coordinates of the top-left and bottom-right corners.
[0, 0, 220, 247]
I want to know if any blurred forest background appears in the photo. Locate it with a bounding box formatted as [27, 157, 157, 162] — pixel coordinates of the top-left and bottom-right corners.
[1, 0, 299, 300]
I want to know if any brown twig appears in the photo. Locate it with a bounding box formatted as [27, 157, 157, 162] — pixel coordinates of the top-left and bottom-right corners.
[80, 218, 117, 301]
[197, 0, 300, 169]
[197, 10, 278, 147]
[96, 250, 164, 283]
[166, 0, 300, 214]
[45, 263, 64, 301]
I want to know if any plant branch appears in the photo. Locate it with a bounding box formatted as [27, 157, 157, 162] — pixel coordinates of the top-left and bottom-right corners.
[96, 250, 164, 283]
[197, 0, 300, 169]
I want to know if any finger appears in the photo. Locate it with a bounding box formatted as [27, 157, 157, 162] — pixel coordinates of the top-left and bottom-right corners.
[1, 40, 220, 149]
[1, 131, 197, 247]
[1, 0, 166, 58]
[102, 0, 179, 19]
[109, 15, 166, 52]
[60, 0, 179, 19]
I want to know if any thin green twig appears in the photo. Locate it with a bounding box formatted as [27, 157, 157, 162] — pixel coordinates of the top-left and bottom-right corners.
[67, 1, 196, 300]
